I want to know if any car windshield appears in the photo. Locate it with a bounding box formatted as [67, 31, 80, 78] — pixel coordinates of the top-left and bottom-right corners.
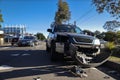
[24, 36, 35, 40]
[54, 25, 83, 34]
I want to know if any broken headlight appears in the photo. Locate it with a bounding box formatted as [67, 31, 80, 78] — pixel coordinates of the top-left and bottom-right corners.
[92, 39, 100, 45]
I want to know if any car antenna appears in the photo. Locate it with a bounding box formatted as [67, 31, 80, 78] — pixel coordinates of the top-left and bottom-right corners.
[74, 21, 76, 26]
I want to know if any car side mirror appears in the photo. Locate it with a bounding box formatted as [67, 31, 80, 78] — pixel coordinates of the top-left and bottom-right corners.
[47, 29, 52, 33]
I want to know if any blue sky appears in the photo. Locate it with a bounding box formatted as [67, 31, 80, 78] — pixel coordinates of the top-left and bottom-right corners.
[0, 0, 119, 37]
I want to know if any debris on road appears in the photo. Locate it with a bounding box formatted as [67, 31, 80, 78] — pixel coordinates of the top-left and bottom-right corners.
[33, 77, 42, 80]
[103, 76, 110, 79]
[69, 65, 88, 78]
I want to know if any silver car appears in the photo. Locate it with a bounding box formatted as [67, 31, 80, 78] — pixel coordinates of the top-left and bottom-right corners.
[17, 36, 39, 47]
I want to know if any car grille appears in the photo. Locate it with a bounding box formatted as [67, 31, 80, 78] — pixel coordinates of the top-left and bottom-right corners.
[73, 37, 93, 43]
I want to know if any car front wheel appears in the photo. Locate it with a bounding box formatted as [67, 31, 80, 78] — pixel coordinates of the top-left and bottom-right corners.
[30, 42, 35, 47]
[50, 41, 57, 61]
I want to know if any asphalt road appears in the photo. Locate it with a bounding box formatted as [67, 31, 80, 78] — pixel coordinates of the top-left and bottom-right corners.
[0, 42, 120, 80]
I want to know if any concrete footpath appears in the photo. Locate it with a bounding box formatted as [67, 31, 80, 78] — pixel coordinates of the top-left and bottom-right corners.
[0, 43, 11, 50]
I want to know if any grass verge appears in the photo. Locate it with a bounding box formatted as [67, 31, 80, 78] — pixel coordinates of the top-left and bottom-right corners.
[109, 56, 120, 63]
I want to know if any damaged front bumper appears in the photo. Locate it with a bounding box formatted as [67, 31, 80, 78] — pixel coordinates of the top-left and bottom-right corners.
[55, 42, 111, 67]
[55, 42, 100, 56]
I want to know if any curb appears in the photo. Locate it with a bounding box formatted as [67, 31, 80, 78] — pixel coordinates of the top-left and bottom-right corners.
[104, 60, 120, 72]
[0, 43, 11, 47]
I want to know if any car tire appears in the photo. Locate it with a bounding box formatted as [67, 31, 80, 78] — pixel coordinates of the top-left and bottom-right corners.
[50, 41, 57, 61]
[31, 43, 35, 47]
[46, 44, 50, 52]
[11, 43, 14, 46]
[18, 44, 21, 47]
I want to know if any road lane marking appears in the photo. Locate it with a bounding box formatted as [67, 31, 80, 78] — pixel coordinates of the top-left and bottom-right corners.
[0, 65, 13, 70]
[11, 54, 20, 56]
[22, 53, 30, 56]
[0, 47, 12, 50]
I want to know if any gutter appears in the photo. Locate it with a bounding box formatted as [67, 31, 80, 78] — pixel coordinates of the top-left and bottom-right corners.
[104, 60, 120, 72]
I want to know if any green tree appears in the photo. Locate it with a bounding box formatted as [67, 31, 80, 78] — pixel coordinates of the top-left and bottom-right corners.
[94, 30, 101, 36]
[103, 20, 120, 31]
[0, 10, 4, 28]
[54, 0, 71, 24]
[96, 32, 105, 39]
[116, 31, 120, 43]
[83, 30, 94, 36]
[92, 0, 120, 18]
[104, 31, 116, 42]
[36, 33, 46, 40]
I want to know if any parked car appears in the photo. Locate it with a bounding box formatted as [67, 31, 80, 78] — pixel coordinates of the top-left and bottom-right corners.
[11, 37, 19, 46]
[17, 36, 39, 47]
[46, 24, 110, 67]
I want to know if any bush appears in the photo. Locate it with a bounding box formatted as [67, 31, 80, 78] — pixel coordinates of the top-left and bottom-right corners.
[105, 42, 115, 50]
[104, 31, 116, 42]
[112, 46, 120, 57]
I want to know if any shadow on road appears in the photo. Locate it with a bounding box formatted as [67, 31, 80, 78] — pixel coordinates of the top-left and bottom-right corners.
[0, 49, 76, 80]
[0, 65, 75, 80]
[0, 50, 51, 67]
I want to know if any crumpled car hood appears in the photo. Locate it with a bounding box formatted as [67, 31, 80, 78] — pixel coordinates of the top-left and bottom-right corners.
[56, 32, 95, 39]
[55, 32, 97, 44]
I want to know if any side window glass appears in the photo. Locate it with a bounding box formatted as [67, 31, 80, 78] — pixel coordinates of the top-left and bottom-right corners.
[75, 27, 83, 34]
[53, 26, 58, 32]
[75, 27, 80, 33]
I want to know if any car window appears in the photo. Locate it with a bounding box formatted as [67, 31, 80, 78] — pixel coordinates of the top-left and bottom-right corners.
[54, 25, 83, 34]
[24, 36, 35, 39]
[75, 27, 83, 34]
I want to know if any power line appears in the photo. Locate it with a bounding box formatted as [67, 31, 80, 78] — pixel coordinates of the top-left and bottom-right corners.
[79, 13, 98, 25]
[75, 7, 94, 22]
